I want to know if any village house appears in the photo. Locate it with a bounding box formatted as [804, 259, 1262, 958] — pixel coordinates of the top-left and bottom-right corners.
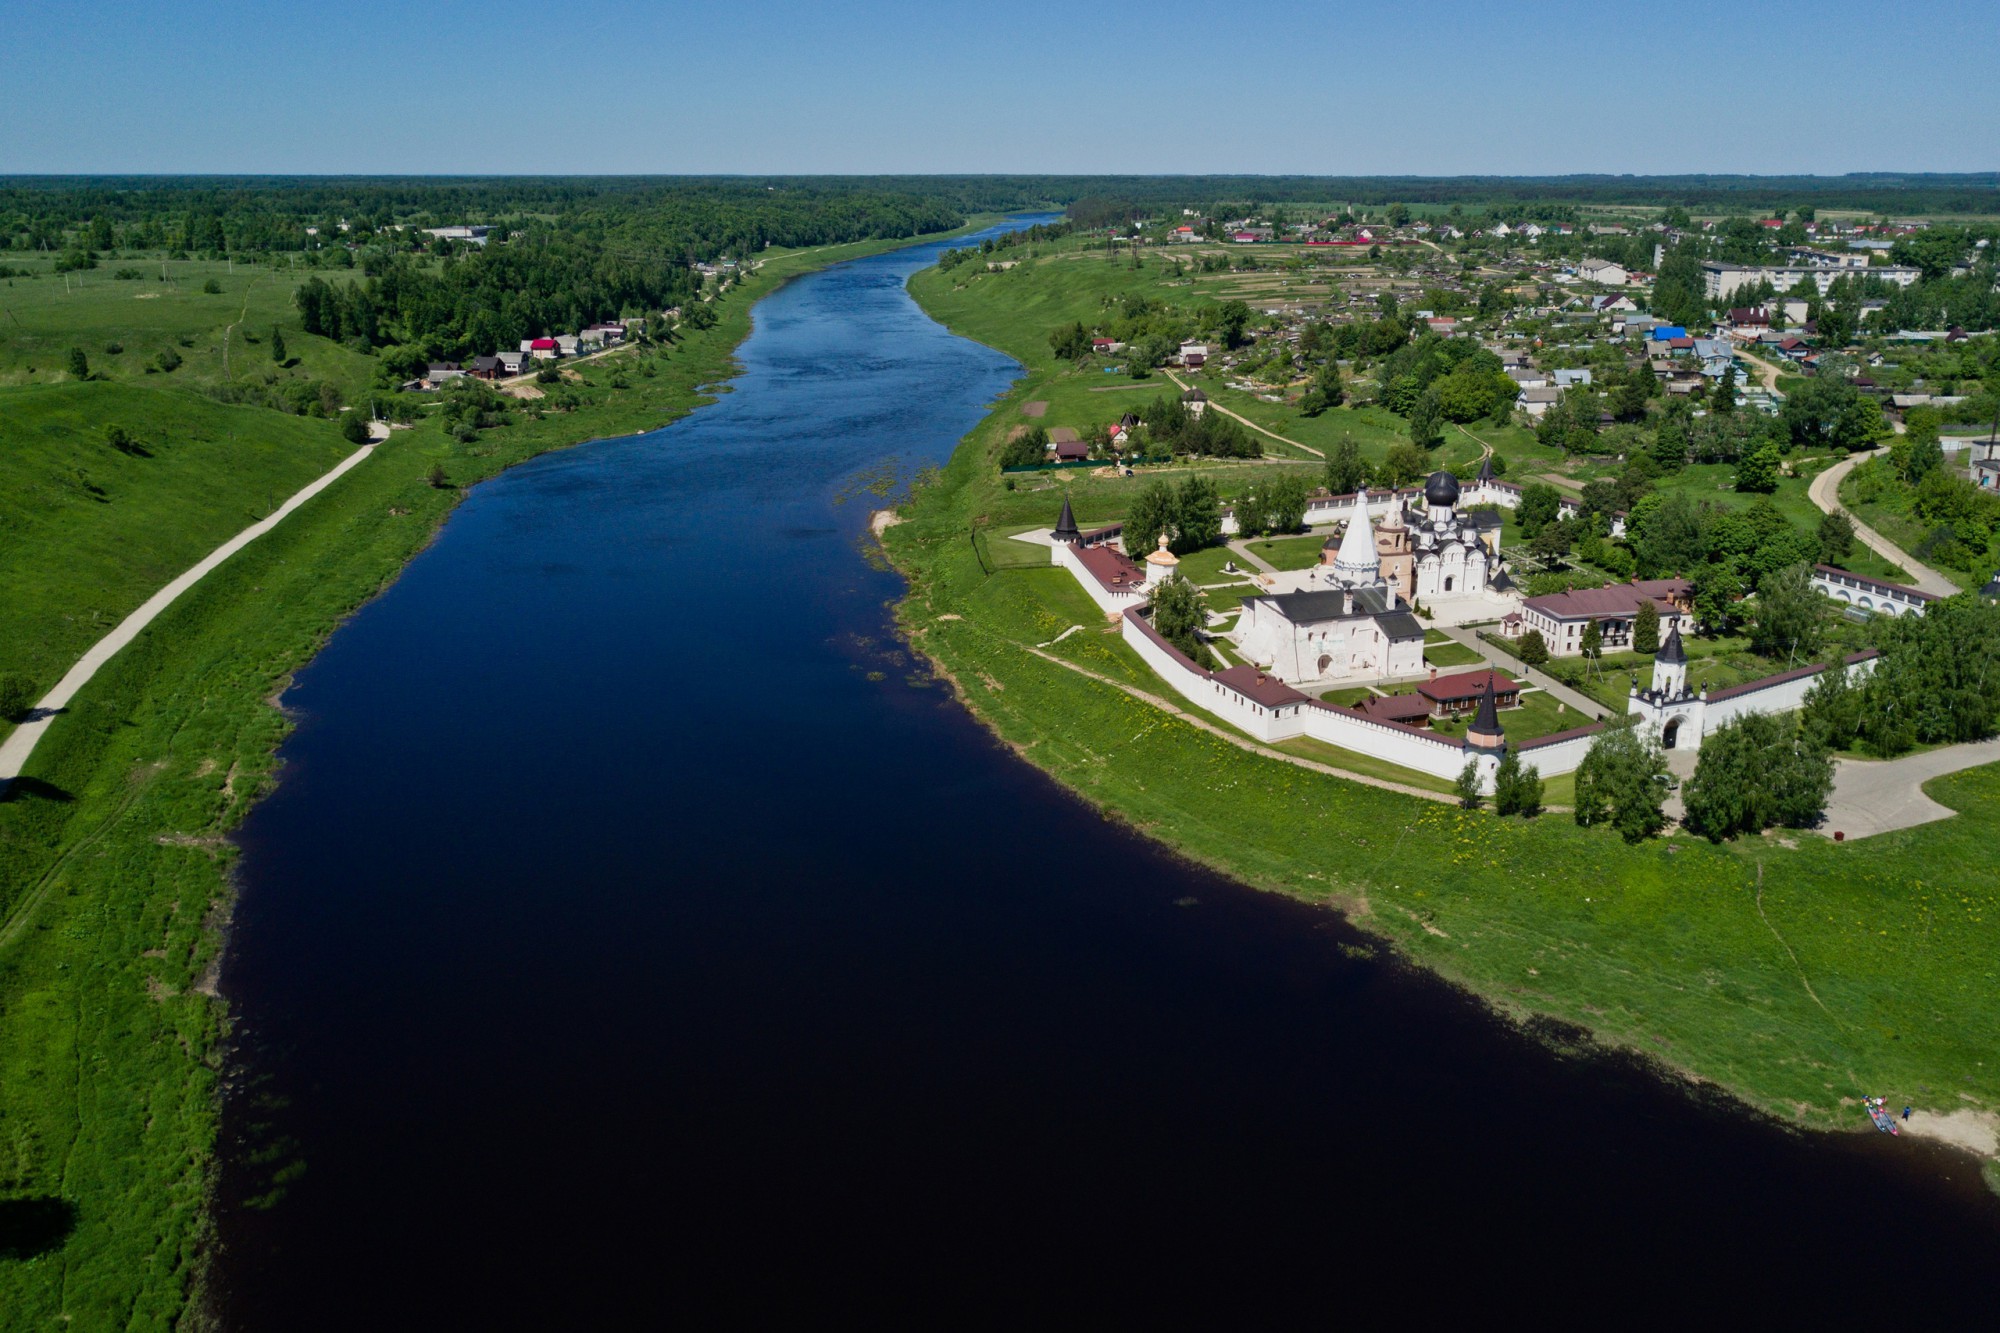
[1047, 427, 1088, 462]
[496, 350, 527, 376]
[1517, 385, 1562, 418]
[1576, 258, 1629, 286]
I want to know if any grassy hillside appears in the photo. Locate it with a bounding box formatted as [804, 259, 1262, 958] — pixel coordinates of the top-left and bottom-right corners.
[892, 260, 2000, 1191]
[0, 381, 352, 699]
[0, 224, 989, 1328]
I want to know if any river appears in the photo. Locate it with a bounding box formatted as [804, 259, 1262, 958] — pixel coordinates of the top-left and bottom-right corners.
[211, 221, 2000, 1324]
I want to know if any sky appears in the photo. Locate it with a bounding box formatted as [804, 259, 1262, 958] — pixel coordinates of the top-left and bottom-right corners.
[4, 0, 1996, 176]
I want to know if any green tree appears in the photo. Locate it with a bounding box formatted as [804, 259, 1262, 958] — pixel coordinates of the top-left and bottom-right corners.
[270, 326, 287, 363]
[1172, 474, 1223, 552]
[1801, 662, 1864, 751]
[1407, 388, 1444, 450]
[1517, 629, 1550, 666]
[1150, 573, 1210, 663]
[1650, 414, 1690, 473]
[1516, 482, 1562, 537]
[1323, 436, 1367, 495]
[67, 346, 89, 380]
[1693, 562, 1744, 634]
[1815, 510, 1855, 566]
[1573, 722, 1669, 842]
[1378, 440, 1427, 488]
[1123, 481, 1177, 555]
[1633, 600, 1661, 655]
[1214, 300, 1251, 348]
[1048, 321, 1090, 360]
[1748, 562, 1825, 662]
[1298, 359, 1345, 416]
[1579, 620, 1603, 659]
[1455, 759, 1484, 811]
[155, 347, 181, 373]
[1711, 362, 1737, 414]
[1734, 440, 1780, 493]
[1492, 749, 1544, 817]
[1682, 714, 1833, 840]
[340, 411, 372, 445]
[999, 425, 1049, 468]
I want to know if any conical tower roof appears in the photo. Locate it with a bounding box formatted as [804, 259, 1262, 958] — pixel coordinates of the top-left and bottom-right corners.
[1657, 621, 1687, 665]
[1053, 494, 1080, 543]
[1476, 453, 1495, 484]
[1330, 488, 1380, 585]
[1467, 675, 1505, 750]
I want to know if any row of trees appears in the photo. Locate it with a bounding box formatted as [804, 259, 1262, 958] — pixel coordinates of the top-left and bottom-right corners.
[1123, 474, 1223, 555]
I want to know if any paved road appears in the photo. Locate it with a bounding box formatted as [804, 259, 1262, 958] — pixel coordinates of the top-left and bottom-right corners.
[1806, 447, 1960, 597]
[1815, 737, 2000, 840]
[0, 435, 381, 792]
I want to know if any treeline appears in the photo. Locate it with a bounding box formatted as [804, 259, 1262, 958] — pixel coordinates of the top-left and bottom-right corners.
[0, 178, 971, 266]
[294, 235, 697, 363]
[936, 219, 1070, 272]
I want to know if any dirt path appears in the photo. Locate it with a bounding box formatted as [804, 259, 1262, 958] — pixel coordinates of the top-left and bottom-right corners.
[1806, 448, 1960, 597]
[1451, 422, 1495, 464]
[1735, 347, 1784, 393]
[1163, 369, 1323, 459]
[0, 432, 383, 794]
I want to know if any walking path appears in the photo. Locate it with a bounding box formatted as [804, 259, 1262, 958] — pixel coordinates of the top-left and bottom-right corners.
[1435, 624, 1613, 721]
[1815, 737, 2000, 840]
[1806, 448, 1960, 597]
[0, 434, 381, 792]
[1162, 370, 1323, 458]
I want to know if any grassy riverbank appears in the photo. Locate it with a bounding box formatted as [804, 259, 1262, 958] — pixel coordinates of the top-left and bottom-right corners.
[0, 220, 993, 1327]
[890, 256, 2000, 1191]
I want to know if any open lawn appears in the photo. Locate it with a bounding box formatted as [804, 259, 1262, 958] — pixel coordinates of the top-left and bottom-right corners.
[1245, 534, 1327, 570]
[1422, 639, 1487, 669]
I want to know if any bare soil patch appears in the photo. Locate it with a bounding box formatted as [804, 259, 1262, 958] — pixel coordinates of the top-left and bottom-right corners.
[1020, 400, 1047, 418]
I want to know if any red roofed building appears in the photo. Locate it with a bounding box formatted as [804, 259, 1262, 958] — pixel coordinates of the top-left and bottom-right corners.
[1418, 669, 1521, 719]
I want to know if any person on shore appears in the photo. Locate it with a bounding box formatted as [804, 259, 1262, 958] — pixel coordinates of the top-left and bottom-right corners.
[1902, 1105, 1912, 1120]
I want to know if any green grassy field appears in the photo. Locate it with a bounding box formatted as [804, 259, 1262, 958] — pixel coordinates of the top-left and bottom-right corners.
[0, 223, 993, 1327]
[897, 251, 2000, 1195]
[1244, 534, 1327, 570]
[0, 256, 382, 406]
[0, 381, 353, 706]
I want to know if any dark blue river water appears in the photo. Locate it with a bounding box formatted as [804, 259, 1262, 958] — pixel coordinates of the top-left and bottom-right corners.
[212, 221, 1999, 1325]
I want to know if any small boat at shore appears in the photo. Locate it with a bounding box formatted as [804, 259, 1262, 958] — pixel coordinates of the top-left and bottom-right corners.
[1867, 1101, 1901, 1135]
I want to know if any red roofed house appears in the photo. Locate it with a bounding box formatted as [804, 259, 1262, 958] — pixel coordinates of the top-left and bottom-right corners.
[528, 336, 560, 361]
[1418, 669, 1521, 719]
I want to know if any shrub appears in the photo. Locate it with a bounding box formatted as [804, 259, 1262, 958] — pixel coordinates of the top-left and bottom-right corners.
[155, 347, 182, 373]
[1455, 759, 1484, 810]
[0, 671, 38, 722]
[426, 463, 450, 488]
[201, 277, 222, 294]
[340, 413, 372, 445]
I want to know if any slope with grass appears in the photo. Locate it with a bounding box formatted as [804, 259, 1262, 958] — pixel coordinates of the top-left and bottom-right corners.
[894, 256, 2000, 1195]
[0, 221, 994, 1328]
[0, 381, 354, 704]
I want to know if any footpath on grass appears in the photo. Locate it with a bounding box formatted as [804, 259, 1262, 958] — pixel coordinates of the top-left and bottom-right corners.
[0, 428, 384, 795]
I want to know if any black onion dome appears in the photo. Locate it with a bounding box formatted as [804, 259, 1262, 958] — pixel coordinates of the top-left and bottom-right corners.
[1424, 470, 1461, 508]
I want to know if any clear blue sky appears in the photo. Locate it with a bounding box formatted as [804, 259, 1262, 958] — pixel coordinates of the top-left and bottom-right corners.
[4, 0, 1994, 175]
